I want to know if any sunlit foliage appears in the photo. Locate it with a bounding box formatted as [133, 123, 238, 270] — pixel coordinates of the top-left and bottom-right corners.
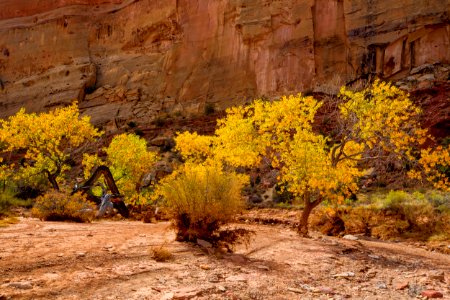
[156, 161, 247, 241]
[409, 146, 450, 191]
[32, 191, 96, 222]
[0, 103, 101, 190]
[83, 133, 159, 204]
[174, 80, 446, 235]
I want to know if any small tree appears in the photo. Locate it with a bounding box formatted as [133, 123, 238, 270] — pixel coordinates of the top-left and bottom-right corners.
[0, 103, 101, 191]
[83, 133, 159, 204]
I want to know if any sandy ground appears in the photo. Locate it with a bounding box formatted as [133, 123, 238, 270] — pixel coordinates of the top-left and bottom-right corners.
[0, 216, 449, 300]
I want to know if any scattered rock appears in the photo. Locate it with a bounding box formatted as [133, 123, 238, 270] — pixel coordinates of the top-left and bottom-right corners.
[395, 281, 409, 290]
[418, 80, 433, 89]
[8, 281, 33, 290]
[172, 287, 203, 299]
[255, 265, 270, 271]
[208, 275, 220, 283]
[199, 264, 211, 270]
[376, 282, 387, 289]
[161, 292, 174, 300]
[421, 290, 443, 298]
[287, 287, 303, 294]
[411, 64, 433, 74]
[332, 272, 355, 278]
[318, 286, 335, 294]
[428, 270, 445, 282]
[227, 255, 247, 264]
[368, 254, 380, 259]
[217, 285, 226, 292]
[366, 270, 377, 278]
[418, 74, 435, 82]
[197, 239, 212, 249]
[149, 136, 170, 147]
[226, 274, 248, 282]
[343, 235, 359, 241]
[76, 252, 86, 258]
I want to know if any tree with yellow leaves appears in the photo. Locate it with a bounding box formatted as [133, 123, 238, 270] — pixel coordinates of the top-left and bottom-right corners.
[83, 133, 159, 205]
[175, 80, 444, 236]
[0, 103, 101, 191]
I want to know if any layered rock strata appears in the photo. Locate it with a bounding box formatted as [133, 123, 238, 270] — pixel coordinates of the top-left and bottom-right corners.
[0, 0, 448, 128]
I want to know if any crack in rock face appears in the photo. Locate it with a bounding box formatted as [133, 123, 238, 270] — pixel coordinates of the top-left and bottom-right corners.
[0, 0, 448, 129]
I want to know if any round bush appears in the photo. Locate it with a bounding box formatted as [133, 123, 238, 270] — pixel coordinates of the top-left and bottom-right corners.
[32, 191, 96, 222]
[159, 163, 246, 241]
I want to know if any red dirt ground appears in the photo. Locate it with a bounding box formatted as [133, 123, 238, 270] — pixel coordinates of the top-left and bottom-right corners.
[0, 216, 449, 300]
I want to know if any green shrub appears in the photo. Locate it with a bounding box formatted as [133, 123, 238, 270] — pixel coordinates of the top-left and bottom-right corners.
[32, 191, 96, 222]
[0, 188, 33, 216]
[312, 190, 450, 241]
[382, 190, 410, 210]
[158, 162, 246, 242]
[0, 216, 19, 228]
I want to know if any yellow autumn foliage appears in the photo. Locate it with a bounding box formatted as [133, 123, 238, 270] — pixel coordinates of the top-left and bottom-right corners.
[156, 161, 247, 241]
[0, 103, 102, 190]
[82, 133, 159, 204]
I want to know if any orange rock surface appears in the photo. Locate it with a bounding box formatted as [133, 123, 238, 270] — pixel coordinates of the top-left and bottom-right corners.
[0, 0, 448, 127]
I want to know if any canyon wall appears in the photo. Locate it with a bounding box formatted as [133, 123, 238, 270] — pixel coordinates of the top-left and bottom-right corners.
[0, 0, 448, 129]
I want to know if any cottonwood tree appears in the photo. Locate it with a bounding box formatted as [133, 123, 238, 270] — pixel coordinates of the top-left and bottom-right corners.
[176, 80, 445, 236]
[0, 103, 101, 191]
[83, 133, 159, 204]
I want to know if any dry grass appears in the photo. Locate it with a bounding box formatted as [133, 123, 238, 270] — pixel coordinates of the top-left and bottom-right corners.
[159, 163, 246, 242]
[0, 216, 19, 228]
[151, 246, 173, 262]
[32, 191, 96, 222]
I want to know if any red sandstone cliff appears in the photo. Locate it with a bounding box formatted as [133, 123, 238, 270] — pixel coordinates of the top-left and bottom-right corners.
[0, 0, 448, 129]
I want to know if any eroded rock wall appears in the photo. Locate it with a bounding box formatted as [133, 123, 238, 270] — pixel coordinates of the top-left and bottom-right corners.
[0, 0, 448, 129]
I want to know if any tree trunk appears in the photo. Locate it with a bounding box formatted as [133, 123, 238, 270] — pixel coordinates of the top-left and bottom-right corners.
[298, 196, 322, 237]
[45, 170, 60, 191]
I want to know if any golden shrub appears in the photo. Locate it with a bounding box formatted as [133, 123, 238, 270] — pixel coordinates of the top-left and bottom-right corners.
[158, 162, 246, 241]
[32, 191, 96, 222]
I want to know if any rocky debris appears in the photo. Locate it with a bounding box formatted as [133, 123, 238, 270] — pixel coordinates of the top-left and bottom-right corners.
[226, 274, 248, 282]
[428, 271, 445, 282]
[287, 287, 303, 294]
[199, 264, 211, 270]
[85, 85, 140, 103]
[76, 252, 86, 258]
[411, 64, 435, 75]
[7, 281, 33, 290]
[332, 272, 355, 278]
[376, 282, 387, 289]
[365, 270, 377, 279]
[317, 286, 335, 295]
[343, 234, 359, 241]
[217, 285, 226, 292]
[2, 217, 450, 299]
[170, 287, 209, 299]
[394, 281, 409, 290]
[196, 239, 212, 249]
[421, 290, 444, 298]
[255, 265, 270, 271]
[418, 74, 436, 82]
